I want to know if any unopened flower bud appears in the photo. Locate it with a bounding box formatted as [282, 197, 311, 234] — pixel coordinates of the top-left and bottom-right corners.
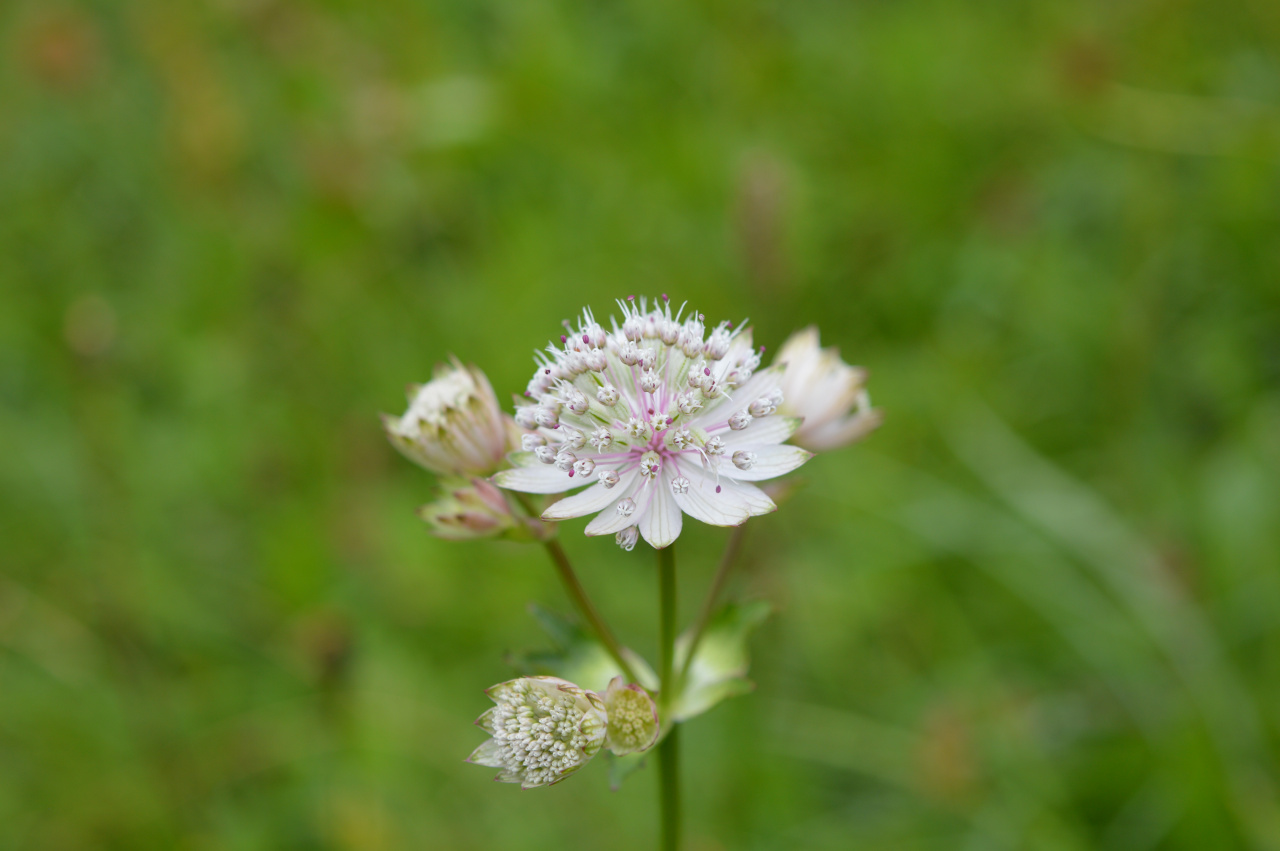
[468, 677, 607, 789]
[383, 359, 512, 476]
[776, 326, 881, 451]
[602, 676, 659, 755]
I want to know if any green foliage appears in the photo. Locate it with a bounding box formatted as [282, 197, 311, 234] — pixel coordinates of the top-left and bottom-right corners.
[671, 601, 770, 723]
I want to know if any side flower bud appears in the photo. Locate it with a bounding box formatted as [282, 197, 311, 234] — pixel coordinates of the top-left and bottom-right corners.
[775, 327, 882, 451]
[384, 359, 513, 476]
[469, 677, 608, 789]
[602, 676, 659, 756]
[418, 477, 552, 542]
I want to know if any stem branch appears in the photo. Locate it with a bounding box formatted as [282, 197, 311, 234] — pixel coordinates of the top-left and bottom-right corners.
[541, 539, 640, 685]
[677, 524, 747, 689]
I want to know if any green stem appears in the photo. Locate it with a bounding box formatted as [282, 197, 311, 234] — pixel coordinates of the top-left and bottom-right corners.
[541, 539, 641, 685]
[677, 524, 747, 690]
[658, 724, 681, 851]
[656, 544, 681, 851]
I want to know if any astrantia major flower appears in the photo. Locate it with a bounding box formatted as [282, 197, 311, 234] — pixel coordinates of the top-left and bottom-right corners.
[775, 326, 881, 452]
[493, 297, 813, 550]
[383, 358, 515, 476]
[467, 675, 658, 788]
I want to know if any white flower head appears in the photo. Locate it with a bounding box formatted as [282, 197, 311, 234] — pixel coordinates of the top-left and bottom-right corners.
[493, 298, 813, 550]
[469, 677, 608, 789]
[468, 675, 659, 788]
[774, 327, 882, 451]
[384, 358, 514, 476]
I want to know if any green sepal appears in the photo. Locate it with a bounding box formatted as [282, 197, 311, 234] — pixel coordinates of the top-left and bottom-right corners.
[670, 600, 771, 722]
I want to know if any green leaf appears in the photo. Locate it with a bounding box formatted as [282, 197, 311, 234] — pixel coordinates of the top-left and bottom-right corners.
[507, 604, 658, 694]
[670, 600, 771, 722]
[607, 751, 649, 790]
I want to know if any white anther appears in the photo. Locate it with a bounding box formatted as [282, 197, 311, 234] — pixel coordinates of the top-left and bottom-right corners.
[616, 527, 639, 551]
[704, 327, 732, 360]
[728, 410, 753, 431]
[554, 450, 577, 472]
[669, 427, 694, 450]
[565, 389, 589, 415]
[596, 384, 620, 406]
[640, 369, 660, 393]
[639, 452, 661, 479]
[535, 445, 557, 464]
[616, 498, 637, 517]
[589, 426, 614, 451]
[574, 458, 596, 478]
[598, 469, 620, 488]
[560, 426, 586, 450]
[749, 396, 776, 417]
[671, 476, 690, 495]
[676, 391, 702, 414]
[705, 436, 726, 456]
[535, 406, 560, 428]
[515, 407, 539, 429]
[522, 433, 547, 451]
[732, 450, 756, 470]
[622, 311, 644, 340]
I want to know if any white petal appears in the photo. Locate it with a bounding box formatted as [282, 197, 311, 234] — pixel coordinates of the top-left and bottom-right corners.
[715, 478, 776, 516]
[492, 462, 575, 494]
[719, 416, 802, 448]
[638, 475, 683, 548]
[720, 444, 812, 482]
[585, 504, 640, 536]
[800, 410, 883, 451]
[542, 472, 639, 520]
[671, 468, 752, 526]
[584, 476, 644, 536]
[725, 364, 784, 405]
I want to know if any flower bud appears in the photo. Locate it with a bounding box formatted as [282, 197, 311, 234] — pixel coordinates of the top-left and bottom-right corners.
[468, 677, 607, 789]
[602, 676, 658, 755]
[383, 359, 512, 476]
[775, 327, 881, 451]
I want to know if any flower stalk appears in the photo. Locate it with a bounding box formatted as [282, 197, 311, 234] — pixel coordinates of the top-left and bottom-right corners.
[542, 539, 642, 686]
[657, 544, 681, 851]
[677, 523, 748, 693]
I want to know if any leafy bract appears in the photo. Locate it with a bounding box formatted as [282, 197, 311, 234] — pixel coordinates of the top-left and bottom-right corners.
[670, 601, 771, 722]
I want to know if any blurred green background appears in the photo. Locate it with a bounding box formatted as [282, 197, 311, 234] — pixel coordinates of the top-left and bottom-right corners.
[3, 0, 1280, 848]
